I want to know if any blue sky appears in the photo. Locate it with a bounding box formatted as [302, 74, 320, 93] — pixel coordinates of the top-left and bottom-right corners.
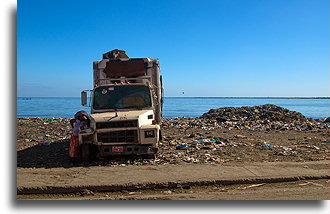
[17, 0, 329, 97]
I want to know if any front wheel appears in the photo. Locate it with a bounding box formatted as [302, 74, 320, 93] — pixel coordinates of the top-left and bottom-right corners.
[159, 130, 162, 141]
[142, 153, 157, 159]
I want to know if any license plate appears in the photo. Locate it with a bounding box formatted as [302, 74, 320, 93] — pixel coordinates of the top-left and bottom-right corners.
[112, 146, 124, 153]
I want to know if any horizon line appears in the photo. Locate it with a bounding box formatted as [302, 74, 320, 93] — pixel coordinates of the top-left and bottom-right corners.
[17, 96, 330, 99]
[165, 96, 330, 99]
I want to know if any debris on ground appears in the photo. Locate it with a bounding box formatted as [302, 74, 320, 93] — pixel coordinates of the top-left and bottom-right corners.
[239, 183, 266, 190]
[17, 105, 329, 168]
[298, 181, 323, 187]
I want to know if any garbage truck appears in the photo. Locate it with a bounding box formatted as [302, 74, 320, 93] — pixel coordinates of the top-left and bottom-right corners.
[79, 49, 163, 162]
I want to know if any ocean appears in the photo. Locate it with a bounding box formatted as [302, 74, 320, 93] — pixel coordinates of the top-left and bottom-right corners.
[17, 97, 329, 119]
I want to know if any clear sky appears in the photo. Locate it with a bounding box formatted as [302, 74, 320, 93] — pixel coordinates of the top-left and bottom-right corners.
[17, 0, 329, 97]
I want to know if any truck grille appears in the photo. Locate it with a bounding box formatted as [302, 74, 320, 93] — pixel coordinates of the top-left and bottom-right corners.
[96, 120, 138, 129]
[97, 130, 138, 143]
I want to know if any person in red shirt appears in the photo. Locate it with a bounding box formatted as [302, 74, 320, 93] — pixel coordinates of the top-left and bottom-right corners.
[69, 111, 90, 163]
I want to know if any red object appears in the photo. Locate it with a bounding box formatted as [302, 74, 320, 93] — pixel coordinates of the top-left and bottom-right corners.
[69, 134, 81, 157]
[112, 146, 124, 153]
[104, 59, 146, 78]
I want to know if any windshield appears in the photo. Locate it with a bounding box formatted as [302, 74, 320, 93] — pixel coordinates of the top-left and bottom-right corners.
[93, 85, 152, 110]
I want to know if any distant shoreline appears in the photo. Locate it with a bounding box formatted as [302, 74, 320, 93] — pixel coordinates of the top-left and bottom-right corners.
[166, 97, 330, 99]
[17, 97, 330, 100]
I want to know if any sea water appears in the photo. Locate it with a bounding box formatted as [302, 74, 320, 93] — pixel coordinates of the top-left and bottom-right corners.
[17, 97, 329, 119]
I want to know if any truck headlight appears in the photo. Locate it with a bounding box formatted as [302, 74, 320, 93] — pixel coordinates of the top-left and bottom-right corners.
[144, 130, 155, 138]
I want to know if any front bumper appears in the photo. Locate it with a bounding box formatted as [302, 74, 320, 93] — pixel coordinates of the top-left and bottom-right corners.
[98, 144, 158, 157]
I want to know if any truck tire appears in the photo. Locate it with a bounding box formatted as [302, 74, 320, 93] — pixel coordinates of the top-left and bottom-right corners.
[159, 130, 162, 141]
[81, 144, 91, 163]
[142, 154, 156, 159]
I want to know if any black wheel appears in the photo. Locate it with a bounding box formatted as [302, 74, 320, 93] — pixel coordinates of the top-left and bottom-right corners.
[159, 130, 162, 141]
[142, 154, 156, 159]
[81, 144, 91, 163]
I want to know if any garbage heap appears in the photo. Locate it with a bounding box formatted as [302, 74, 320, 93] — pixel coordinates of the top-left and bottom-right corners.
[201, 104, 308, 123]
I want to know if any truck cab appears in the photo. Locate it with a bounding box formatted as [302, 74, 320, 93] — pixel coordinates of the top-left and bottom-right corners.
[79, 50, 163, 161]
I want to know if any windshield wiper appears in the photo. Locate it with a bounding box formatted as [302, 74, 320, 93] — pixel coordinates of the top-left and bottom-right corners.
[108, 109, 118, 121]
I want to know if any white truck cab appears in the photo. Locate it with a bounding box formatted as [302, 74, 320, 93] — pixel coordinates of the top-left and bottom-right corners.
[80, 50, 163, 161]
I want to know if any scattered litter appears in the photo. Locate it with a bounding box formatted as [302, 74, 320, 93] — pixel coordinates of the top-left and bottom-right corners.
[17, 104, 329, 167]
[163, 190, 172, 194]
[262, 144, 274, 148]
[176, 144, 187, 150]
[235, 135, 247, 139]
[239, 183, 266, 190]
[312, 146, 320, 150]
[298, 182, 323, 187]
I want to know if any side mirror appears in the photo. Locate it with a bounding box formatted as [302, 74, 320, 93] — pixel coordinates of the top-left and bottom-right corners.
[81, 91, 87, 106]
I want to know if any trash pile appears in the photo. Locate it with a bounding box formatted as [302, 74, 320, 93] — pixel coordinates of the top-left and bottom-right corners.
[201, 104, 307, 123]
[197, 104, 329, 131]
[16, 105, 330, 167]
[153, 104, 329, 165]
[161, 118, 218, 130]
[17, 118, 72, 150]
[161, 116, 329, 132]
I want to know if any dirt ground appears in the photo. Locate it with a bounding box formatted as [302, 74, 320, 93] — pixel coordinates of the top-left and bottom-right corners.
[17, 118, 329, 168]
[16, 117, 330, 200]
[17, 179, 330, 200]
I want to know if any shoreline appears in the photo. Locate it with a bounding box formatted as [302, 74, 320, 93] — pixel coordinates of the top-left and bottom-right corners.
[17, 102, 330, 120]
[166, 97, 330, 99]
[16, 116, 329, 120]
[17, 96, 330, 99]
